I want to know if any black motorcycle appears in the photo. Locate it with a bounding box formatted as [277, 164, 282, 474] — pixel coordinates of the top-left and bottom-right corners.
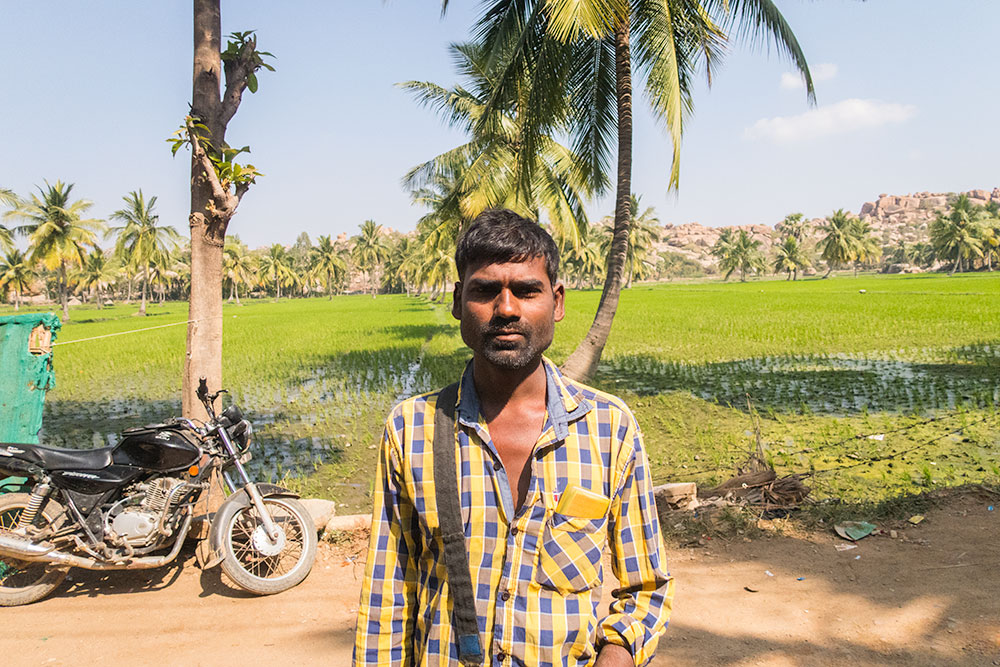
[0, 379, 316, 606]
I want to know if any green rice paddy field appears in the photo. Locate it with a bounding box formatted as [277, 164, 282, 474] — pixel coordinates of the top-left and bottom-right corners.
[9, 272, 1000, 512]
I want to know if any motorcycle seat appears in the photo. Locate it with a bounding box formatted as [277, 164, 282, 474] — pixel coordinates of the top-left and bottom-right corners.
[0, 443, 114, 471]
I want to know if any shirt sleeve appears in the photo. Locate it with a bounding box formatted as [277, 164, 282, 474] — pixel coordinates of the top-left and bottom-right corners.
[353, 418, 421, 667]
[595, 410, 675, 666]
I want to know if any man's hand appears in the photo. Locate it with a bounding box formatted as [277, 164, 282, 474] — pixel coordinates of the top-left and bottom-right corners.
[594, 644, 635, 667]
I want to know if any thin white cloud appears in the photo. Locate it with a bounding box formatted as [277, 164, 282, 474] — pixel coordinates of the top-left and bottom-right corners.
[745, 98, 917, 143]
[781, 63, 838, 90]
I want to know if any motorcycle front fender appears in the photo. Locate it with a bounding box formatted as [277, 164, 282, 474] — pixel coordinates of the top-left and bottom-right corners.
[201, 484, 301, 570]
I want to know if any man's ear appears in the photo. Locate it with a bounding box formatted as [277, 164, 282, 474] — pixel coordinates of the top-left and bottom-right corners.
[451, 281, 462, 320]
[553, 281, 566, 322]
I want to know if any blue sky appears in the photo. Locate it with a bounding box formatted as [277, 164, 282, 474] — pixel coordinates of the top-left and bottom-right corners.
[1, 1, 997, 248]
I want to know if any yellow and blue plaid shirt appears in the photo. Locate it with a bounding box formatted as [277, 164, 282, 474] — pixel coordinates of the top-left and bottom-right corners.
[353, 358, 673, 666]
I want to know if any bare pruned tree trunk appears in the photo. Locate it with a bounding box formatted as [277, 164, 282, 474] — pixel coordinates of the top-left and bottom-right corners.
[561, 23, 632, 383]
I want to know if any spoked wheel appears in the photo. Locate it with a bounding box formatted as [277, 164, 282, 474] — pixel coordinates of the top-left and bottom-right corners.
[219, 497, 316, 595]
[0, 493, 68, 606]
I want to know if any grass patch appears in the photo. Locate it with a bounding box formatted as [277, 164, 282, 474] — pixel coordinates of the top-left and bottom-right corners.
[5, 272, 998, 513]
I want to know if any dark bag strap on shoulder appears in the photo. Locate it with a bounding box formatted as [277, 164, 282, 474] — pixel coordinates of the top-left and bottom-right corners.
[432, 382, 483, 666]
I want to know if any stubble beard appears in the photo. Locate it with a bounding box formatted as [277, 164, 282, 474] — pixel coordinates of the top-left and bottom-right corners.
[477, 323, 552, 370]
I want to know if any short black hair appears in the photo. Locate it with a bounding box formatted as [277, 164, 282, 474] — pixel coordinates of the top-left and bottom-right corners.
[455, 209, 559, 285]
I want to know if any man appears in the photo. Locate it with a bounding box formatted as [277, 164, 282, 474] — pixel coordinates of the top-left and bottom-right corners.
[354, 209, 673, 666]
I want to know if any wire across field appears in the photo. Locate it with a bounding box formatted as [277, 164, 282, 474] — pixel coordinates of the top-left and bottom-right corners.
[14, 272, 999, 511]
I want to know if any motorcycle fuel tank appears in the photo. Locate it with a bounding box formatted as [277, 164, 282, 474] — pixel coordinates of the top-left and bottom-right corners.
[113, 426, 202, 473]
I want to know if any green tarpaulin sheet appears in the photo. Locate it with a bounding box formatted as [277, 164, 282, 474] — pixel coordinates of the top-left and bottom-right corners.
[0, 313, 60, 444]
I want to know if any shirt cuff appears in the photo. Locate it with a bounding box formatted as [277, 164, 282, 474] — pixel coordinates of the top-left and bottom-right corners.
[595, 614, 646, 665]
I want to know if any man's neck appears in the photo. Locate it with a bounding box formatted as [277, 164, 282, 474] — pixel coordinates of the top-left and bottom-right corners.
[471, 356, 547, 421]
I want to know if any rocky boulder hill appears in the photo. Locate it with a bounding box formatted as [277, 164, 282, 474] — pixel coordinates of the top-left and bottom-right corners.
[656, 187, 1000, 271]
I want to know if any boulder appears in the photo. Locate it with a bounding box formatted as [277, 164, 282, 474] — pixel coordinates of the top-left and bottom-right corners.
[323, 513, 369, 536]
[298, 498, 337, 534]
[652, 482, 698, 511]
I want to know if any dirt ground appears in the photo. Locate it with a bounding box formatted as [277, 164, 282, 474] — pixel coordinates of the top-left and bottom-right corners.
[4, 490, 999, 667]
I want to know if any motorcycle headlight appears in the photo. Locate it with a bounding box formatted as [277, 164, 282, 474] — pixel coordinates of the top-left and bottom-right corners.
[230, 419, 252, 451]
[221, 404, 244, 426]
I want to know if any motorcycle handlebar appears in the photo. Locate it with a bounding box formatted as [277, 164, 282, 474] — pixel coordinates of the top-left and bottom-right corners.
[196, 378, 229, 421]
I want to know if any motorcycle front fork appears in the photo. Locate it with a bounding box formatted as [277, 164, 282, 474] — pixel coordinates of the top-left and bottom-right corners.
[216, 428, 282, 542]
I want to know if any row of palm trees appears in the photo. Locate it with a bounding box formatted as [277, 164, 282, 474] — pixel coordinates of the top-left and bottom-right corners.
[712, 197, 1000, 282]
[1, 183, 179, 320]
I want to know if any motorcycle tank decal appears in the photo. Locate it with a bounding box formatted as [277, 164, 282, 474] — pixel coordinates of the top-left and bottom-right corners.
[113, 428, 201, 473]
[51, 465, 144, 494]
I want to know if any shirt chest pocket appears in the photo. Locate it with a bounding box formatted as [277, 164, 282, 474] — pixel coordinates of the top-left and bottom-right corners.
[535, 512, 608, 594]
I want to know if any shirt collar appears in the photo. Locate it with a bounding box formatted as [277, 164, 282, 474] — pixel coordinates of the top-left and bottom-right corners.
[456, 357, 592, 441]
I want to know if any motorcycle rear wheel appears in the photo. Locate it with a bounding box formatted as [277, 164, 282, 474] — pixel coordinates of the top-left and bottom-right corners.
[0, 493, 68, 607]
[219, 497, 316, 595]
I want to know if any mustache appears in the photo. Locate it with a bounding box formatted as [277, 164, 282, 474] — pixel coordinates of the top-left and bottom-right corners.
[484, 319, 525, 336]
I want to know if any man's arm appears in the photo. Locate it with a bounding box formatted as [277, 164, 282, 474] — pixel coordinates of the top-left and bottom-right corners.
[596, 411, 675, 667]
[353, 421, 420, 666]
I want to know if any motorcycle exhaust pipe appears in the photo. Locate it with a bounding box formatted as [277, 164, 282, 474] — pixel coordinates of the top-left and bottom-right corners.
[0, 513, 193, 571]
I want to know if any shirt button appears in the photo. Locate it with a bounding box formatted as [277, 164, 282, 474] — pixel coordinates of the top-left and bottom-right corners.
[510, 526, 518, 536]
[501, 590, 511, 601]
[493, 461, 502, 471]
[497, 652, 506, 662]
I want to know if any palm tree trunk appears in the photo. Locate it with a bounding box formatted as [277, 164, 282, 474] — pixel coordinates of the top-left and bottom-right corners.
[327, 270, 333, 300]
[140, 266, 149, 316]
[561, 22, 633, 382]
[14, 289, 20, 311]
[59, 260, 69, 322]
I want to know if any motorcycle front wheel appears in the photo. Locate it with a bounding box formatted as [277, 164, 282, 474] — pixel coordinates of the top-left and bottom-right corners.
[0, 493, 68, 606]
[219, 497, 317, 595]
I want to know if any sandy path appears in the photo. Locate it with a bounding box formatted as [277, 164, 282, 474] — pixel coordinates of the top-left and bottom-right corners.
[4, 491, 998, 666]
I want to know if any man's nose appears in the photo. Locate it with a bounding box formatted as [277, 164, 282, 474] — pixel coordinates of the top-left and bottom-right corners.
[495, 288, 519, 318]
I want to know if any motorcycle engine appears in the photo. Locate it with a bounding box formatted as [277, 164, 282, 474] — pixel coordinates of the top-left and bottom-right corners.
[106, 478, 187, 546]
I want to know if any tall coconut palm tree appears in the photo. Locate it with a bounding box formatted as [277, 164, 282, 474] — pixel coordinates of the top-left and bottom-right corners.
[73, 247, 119, 307]
[310, 234, 348, 299]
[849, 218, 881, 277]
[146, 250, 181, 304]
[471, 0, 813, 380]
[223, 239, 256, 304]
[257, 244, 295, 299]
[402, 42, 601, 247]
[109, 190, 180, 316]
[778, 212, 808, 241]
[0, 188, 16, 253]
[0, 249, 37, 310]
[599, 193, 661, 287]
[4, 181, 104, 322]
[930, 194, 985, 274]
[352, 220, 390, 298]
[772, 235, 810, 280]
[391, 236, 427, 296]
[557, 226, 603, 288]
[817, 209, 859, 278]
[715, 229, 765, 281]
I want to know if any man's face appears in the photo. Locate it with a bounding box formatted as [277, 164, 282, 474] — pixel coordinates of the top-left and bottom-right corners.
[452, 256, 565, 371]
